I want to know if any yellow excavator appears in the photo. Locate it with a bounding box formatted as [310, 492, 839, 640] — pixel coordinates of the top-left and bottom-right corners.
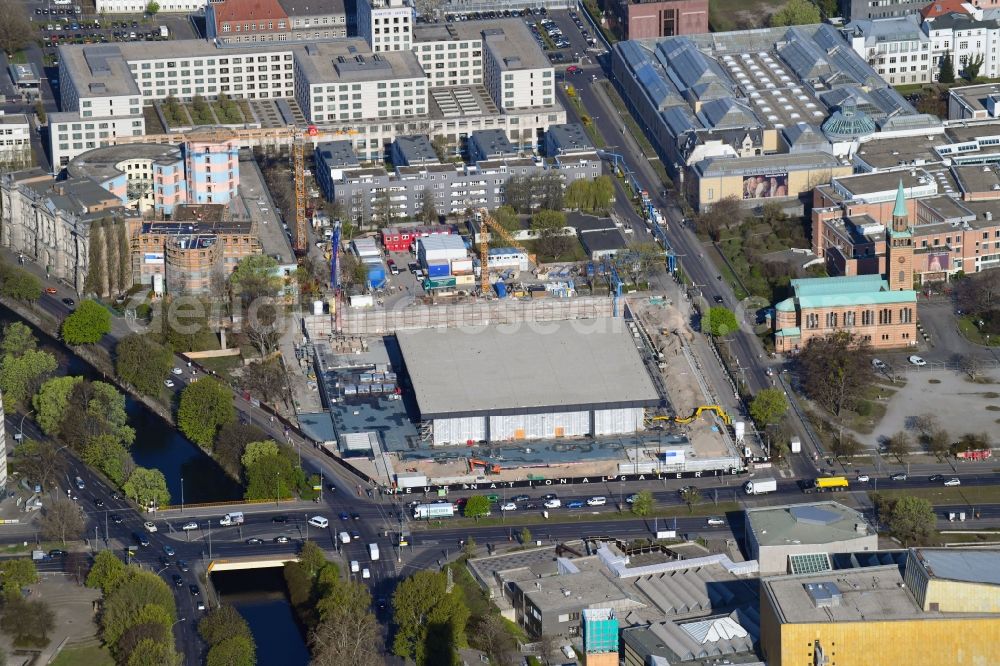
[650, 405, 732, 426]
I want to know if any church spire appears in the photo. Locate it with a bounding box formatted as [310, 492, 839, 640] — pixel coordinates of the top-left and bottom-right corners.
[892, 179, 907, 220]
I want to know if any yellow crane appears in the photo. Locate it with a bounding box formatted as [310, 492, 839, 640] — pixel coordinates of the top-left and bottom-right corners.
[476, 207, 532, 295]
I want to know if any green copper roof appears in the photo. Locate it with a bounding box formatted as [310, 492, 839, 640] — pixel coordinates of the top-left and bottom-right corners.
[893, 179, 907, 219]
[789, 274, 916, 308]
[775, 298, 796, 312]
[776, 327, 801, 338]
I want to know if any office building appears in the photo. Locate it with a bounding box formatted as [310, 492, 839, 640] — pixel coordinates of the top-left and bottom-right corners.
[759, 548, 1000, 665]
[206, 0, 348, 43]
[357, 0, 413, 53]
[0, 114, 33, 170]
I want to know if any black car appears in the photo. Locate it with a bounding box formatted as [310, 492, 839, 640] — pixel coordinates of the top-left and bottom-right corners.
[189, 584, 200, 596]
[172, 574, 183, 587]
[246, 537, 263, 545]
[713, 295, 724, 303]
[62, 297, 75, 306]
[177, 559, 189, 572]
[94, 498, 105, 508]
[929, 474, 944, 482]
[351, 512, 360, 521]
[541, 493, 558, 501]
[272, 515, 288, 524]
[110, 514, 123, 524]
[133, 532, 150, 547]
[48, 549, 67, 557]
[111, 491, 120, 501]
[512, 494, 531, 502]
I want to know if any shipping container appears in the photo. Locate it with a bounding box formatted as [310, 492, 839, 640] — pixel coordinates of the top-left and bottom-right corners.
[451, 258, 474, 275]
[455, 274, 475, 285]
[426, 262, 451, 278]
[418, 235, 467, 264]
[423, 277, 457, 290]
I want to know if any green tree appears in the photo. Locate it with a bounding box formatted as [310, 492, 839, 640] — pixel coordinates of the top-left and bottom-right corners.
[939, 52, 955, 83]
[61, 300, 112, 345]
[0, 265, 41, 303]
[705, 306, 738, 336]
[630, 489, 654, 517]
[392, 570, 470, 665]
[213, 422, 267, 478]
[1, 349, 57, 412]
[1, 321, 36, 357]
[243, 449, 297, 500]
[86, 550, 129, 595]
[881, 495, 936, 546]
[229, 255, 282, 304]
[463, 495, 491, 519]
[797, 331, 874, 416]
[177, 377, 236, 448]
[749, 388, 789, 426]
[39, 497, 85, 545]
[198, 605, 252, 647]
[964, 53, 984, 81]
[33, 376, 83, 436]
[770, 0, 821, 25]
[206, 636, 256, 666]
[1, 597, 54, 648]
[0, 558, 38, 598]
[100, 570, 176, 648]
[85, 220, 106, 296]
[116, 334, 173, 396]
[241, 440, 279, 468]
[57, 380, 135, 452]
[123, 467, 171, 509]
[924, 428, 951, 461]
[145, 0, 160, 14]
[490, 206, 520, 234]
[520, 526, 532, 544]
[299, 540, 328, 578]
[125, 637, 176, 666]
[155, 299, 218, 353]
[530, 209, 566, 233]
[83, 434, 133, 486]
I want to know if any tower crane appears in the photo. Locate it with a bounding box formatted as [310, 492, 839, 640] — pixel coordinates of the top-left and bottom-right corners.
[475, 208, 533, 295]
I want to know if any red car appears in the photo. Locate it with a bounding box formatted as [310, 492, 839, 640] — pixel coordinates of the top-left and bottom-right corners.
[566, 65, 578, 74]
[45, 288, 57, 295]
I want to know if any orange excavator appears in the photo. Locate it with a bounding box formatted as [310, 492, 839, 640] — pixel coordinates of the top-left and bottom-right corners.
[468, 458, 502, 474]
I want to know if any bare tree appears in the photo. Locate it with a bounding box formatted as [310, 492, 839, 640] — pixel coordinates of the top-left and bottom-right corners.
[885, 431, 911, 461]
[924, 428, 951, 461]
[309, 607, 383, 666]
[536, 634, 559, 666]
[0, 0, 31, 56]
[912, 414, 939, 438]
[796, 332, 875, 416]
[961, 355, 984, 381]
[473, 615, 518, 666]
[40, 498, 85, 545]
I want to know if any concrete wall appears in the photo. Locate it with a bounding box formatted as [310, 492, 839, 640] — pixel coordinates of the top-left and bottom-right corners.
[625, 0, 709, 40]
[756, 535, 878, 574]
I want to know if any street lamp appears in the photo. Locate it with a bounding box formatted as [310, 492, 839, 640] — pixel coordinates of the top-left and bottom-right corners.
[180, 476, 184, 515]
[172, 617, 187, 629]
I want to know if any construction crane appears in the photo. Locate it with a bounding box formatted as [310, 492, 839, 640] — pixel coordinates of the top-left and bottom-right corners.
[476, 207, 532, 295]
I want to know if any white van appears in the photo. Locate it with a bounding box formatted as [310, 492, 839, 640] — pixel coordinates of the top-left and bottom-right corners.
[219, 512, 244, 526]
[350, 560, 360, 573]
[339, 531, 351, 544]
[308, 516, 329, 529]
[368, 543, 380, 561]
[586, 496, 607, 506]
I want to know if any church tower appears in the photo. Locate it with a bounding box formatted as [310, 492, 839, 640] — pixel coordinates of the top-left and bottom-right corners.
[887, 180, 914, 291]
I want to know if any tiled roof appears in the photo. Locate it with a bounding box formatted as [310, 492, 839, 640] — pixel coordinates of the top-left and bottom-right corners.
[921, 0, 970, 19]
[213, 0, 287, 28]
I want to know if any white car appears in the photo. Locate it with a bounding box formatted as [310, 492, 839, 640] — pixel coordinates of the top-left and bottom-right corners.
[171, 367, 183, 375]
[143, 521, 158, 533]
[856, 474, 870, 483]
[706, 517, 726, 526]
[586, 496, 607, 506]
[908, 355, 927, 366]
[163, 379, 175, 388]
[362, 568, 371, 579]
[944, 477, 961, 486]
[350, 560, 359, 573]
[181, 522, 199, 531]
[543, 499, 562, 509]
[339, 531, 351, 544]
[196, 600, 206, 611]
[500, 502, 517, 511]
[872, 359, 887, 371]
[307, 516, 329, 529]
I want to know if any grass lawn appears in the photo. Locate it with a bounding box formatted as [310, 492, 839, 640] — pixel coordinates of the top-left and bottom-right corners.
[196, 354, 243, 376]
[520, 236, 588, 263]
[9, 50, 28, 65]
[958, 315, 1000, 346]
[938, 531, 1000, 544]
[871, 485, 1000, 506]
[50, 643, 114, 666]
[709, 0, 786, 31]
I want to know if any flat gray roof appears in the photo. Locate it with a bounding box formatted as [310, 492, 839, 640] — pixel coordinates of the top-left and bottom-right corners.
[949, 83, 1000, 114]
[414, 18, 549, 71]
[853, 134, 944, 170]
[277, 0, 345, 17]
[746, 501, 872, 547]
[59, 45, 140, 98]
[913, 548, 1000, 586]
[66, 143, 183, 183]
[316, 140, 360, 168]
[294, 39, 425, 84]
[696, 151, 842, 177]
[397, 321, 660, 419]
[547, 123, 593, 154]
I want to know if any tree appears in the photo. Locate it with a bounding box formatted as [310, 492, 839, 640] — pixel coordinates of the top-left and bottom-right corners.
[534, 230, 572, 262]
[705, 306, 738, 337]
[123, 467, 170, 509]
[145, 1, 160, 14]
[964, 53, 984, 81]
[40, 497, 85, 545]
[311, 580, 383, 666]
[206, 636, 256, 666]
[419, 188, 438, 224]
[240, 358, 287, 405]
[0, 558, 38, 598]
[881, 495, 936, 546]
[490, 206, 521, 234]
[955, 267, 1000, 315]
[472, 614, 518, 666]
[749, 388, 788, 426]
[770, 0, 821, 26]
[241, 440, 280, 468]
[630, 489, 654, 516]
[694, 197, 741, 241]
[61, 300, 112, 345]
[530, 209, 566, 233]
[912, 414, 938, 438]
[463, 495, 491, 519]
[33, 376, 83, 436]
[0, 0, 32, 55]
[885, 430, 911, 461]
[1, 597, 54, 648]
[430, 135, 450, 161]
[86, 550, 129, 595]
[536, 634, 559, 666]
[178, 377, 236, 448]
[13, 438, 67, 492]
[213, 422, 267, 479]
[242, 447, 297, 500]
[504, 174, 534, 213]
[796, 332, 874, 416]
[83, 434, 133, 487]
[392, 570, 470, 665]
[1, 349, 57, 412]
[116, 335, 173, 396]
[925, 428, 951, 461]
[830, 431, 861, 459]
[155, 299, 218, 353]
[229, 255, 282, 305]
[519, 526, 532, 545]
[372, 189, 395, 229]
[100, 570, 176, 649]
[680, 486, 701, 513]
[961, 355, 983, 381]
[242, 296, 282, 356]
[57, 380, 135, 453]
[952, 431, 989, 458]
[939, 52, 956, 84]
[198, 605, 252, 646]
[299, 540, 328, 578]
[564, 176, 614, 214]
[1, 321, 36, 357]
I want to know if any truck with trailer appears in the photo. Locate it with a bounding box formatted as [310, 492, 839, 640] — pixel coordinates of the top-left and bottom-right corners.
[744, 478, 778, 495]
[802, 477, 849, 493]
[412, 503, 455, 519]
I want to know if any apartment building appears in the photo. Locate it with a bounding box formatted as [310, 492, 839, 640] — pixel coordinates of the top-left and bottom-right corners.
[845, 15, 934, 85]
[481, 24, 554, 111]
[206, 0, 347, 44]
[292, 39, 427, 124]
[412, 23, 485, 88]
[357, 0, 413, 53]
[0, 114, 33, 170]
[96, 0, 202, 13]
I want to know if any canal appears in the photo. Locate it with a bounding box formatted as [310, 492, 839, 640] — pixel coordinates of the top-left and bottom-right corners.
[211, 567, 311, 665]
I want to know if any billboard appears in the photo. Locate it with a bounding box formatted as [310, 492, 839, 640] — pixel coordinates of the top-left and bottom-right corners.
[743, 174, 788, 200]
[927, 251, 950, 273]
[144, 252, 165, 265]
